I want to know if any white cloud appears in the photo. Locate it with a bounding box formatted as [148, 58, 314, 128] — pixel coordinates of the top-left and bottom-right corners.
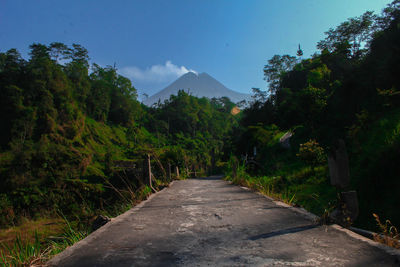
[119, 61, 197, 83]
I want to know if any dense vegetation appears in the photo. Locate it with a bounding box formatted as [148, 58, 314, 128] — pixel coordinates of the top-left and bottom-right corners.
[0, 42, 237, 232]
[227, 0, 400, 231]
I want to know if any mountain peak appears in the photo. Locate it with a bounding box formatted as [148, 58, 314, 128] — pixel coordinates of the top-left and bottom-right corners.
[183, 71, 198, 77]
[143, 72, 250, 106]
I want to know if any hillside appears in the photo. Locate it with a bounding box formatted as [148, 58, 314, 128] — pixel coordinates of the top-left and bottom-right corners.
[0, 43, 237, 232]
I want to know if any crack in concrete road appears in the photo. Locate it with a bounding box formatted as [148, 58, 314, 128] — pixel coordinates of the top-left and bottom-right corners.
[49, 177, 400, 266]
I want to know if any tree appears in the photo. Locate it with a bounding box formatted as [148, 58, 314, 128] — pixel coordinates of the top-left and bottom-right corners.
[49, 42, 70, 63]
[29, 43, 50, 61]
[263, 55, 297, 94]
[376, 0, 400, 29]
[317, 11, 377, 58]
[0, 49, 26, 88]
[70, 44, 89, 68]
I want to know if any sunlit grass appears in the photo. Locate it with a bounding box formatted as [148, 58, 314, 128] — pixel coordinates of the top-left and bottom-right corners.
[372, 213, 400, 249]
[225, 154, 336, 217]
[0, 232, 44, 267]
[0, 217, 87, 266]
[0, 217, 65, 253]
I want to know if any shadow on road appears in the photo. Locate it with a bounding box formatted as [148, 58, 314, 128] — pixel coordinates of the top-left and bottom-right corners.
[190, 175, 224, 180]
[140, 196, 269, 210]
[249, 224, 318, 240]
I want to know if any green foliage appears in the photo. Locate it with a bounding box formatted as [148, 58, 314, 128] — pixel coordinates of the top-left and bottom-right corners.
[0, 42, 236, 235]
[263, 54, 298, 93]
[225, 154, 334, 211]
[297, 139, 325, 167]
[0, 217, 88, 266]
[0, 232, 42, 266]
[0, 41, 238, 260]
[317, 11, 377, 57]
[349, 109, 400, 230]
[47, 216, 88, 256]
[229, 0, 400, 231]
[145, 90, 238, 175]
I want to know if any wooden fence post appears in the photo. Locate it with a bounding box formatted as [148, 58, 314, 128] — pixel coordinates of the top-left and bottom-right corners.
[147, 154, 152, 188]
[168, 162, 171, 180]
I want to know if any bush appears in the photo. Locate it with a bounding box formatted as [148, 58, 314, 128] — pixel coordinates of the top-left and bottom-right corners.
[297, 139, 325, 167]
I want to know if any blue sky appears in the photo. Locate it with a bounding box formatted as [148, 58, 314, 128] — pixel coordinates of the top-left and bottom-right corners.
[0, 0, 393, 100]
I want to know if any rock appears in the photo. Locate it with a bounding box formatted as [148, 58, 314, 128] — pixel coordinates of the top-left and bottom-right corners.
[279, 132, 293, 149]
[92, 215, 111, 231]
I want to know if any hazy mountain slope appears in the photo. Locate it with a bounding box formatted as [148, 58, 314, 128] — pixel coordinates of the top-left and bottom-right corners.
[143, 72, 251, 105]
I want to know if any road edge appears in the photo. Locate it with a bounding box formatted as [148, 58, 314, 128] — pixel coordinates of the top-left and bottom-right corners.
[46, 181, 176, 266]
[237, 182, 400, 260]
[48, 178, 400, 265]
[330, 224, 400, 260]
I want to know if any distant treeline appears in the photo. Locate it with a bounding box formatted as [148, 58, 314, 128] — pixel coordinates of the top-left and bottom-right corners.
[229, 0, 400, 230]
[0, 42, 238, 227]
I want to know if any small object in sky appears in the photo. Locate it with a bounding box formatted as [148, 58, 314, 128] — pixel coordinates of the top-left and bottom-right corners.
[297, 44, 303, 57]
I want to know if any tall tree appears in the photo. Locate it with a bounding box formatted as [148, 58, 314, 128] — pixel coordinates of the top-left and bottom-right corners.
[317, 11, 377, 58]
[263, 55, 297, 94]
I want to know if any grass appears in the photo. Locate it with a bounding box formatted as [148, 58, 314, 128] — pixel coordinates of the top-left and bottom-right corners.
[225, 163, 300, 207]
[227, 171, 334, 213]
[0, 216, 87, 266]
[226, 164, 343, 231]
[46, 219, 87, 257]
[0, 217, 65, 253]
[0, 173, 176, 266]
[225, 145, 336, 220]
[0, 232, 44, 267]
[372, 213, 400, 249]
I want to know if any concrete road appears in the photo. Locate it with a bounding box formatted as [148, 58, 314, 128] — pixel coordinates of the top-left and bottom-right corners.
[49, 177, 400, 266]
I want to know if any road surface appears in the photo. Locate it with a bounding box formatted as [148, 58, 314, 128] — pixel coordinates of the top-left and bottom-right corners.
[49, 177, 400, 266]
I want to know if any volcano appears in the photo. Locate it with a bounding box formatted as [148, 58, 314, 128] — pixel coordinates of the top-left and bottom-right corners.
[143, 72, 250, 106]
